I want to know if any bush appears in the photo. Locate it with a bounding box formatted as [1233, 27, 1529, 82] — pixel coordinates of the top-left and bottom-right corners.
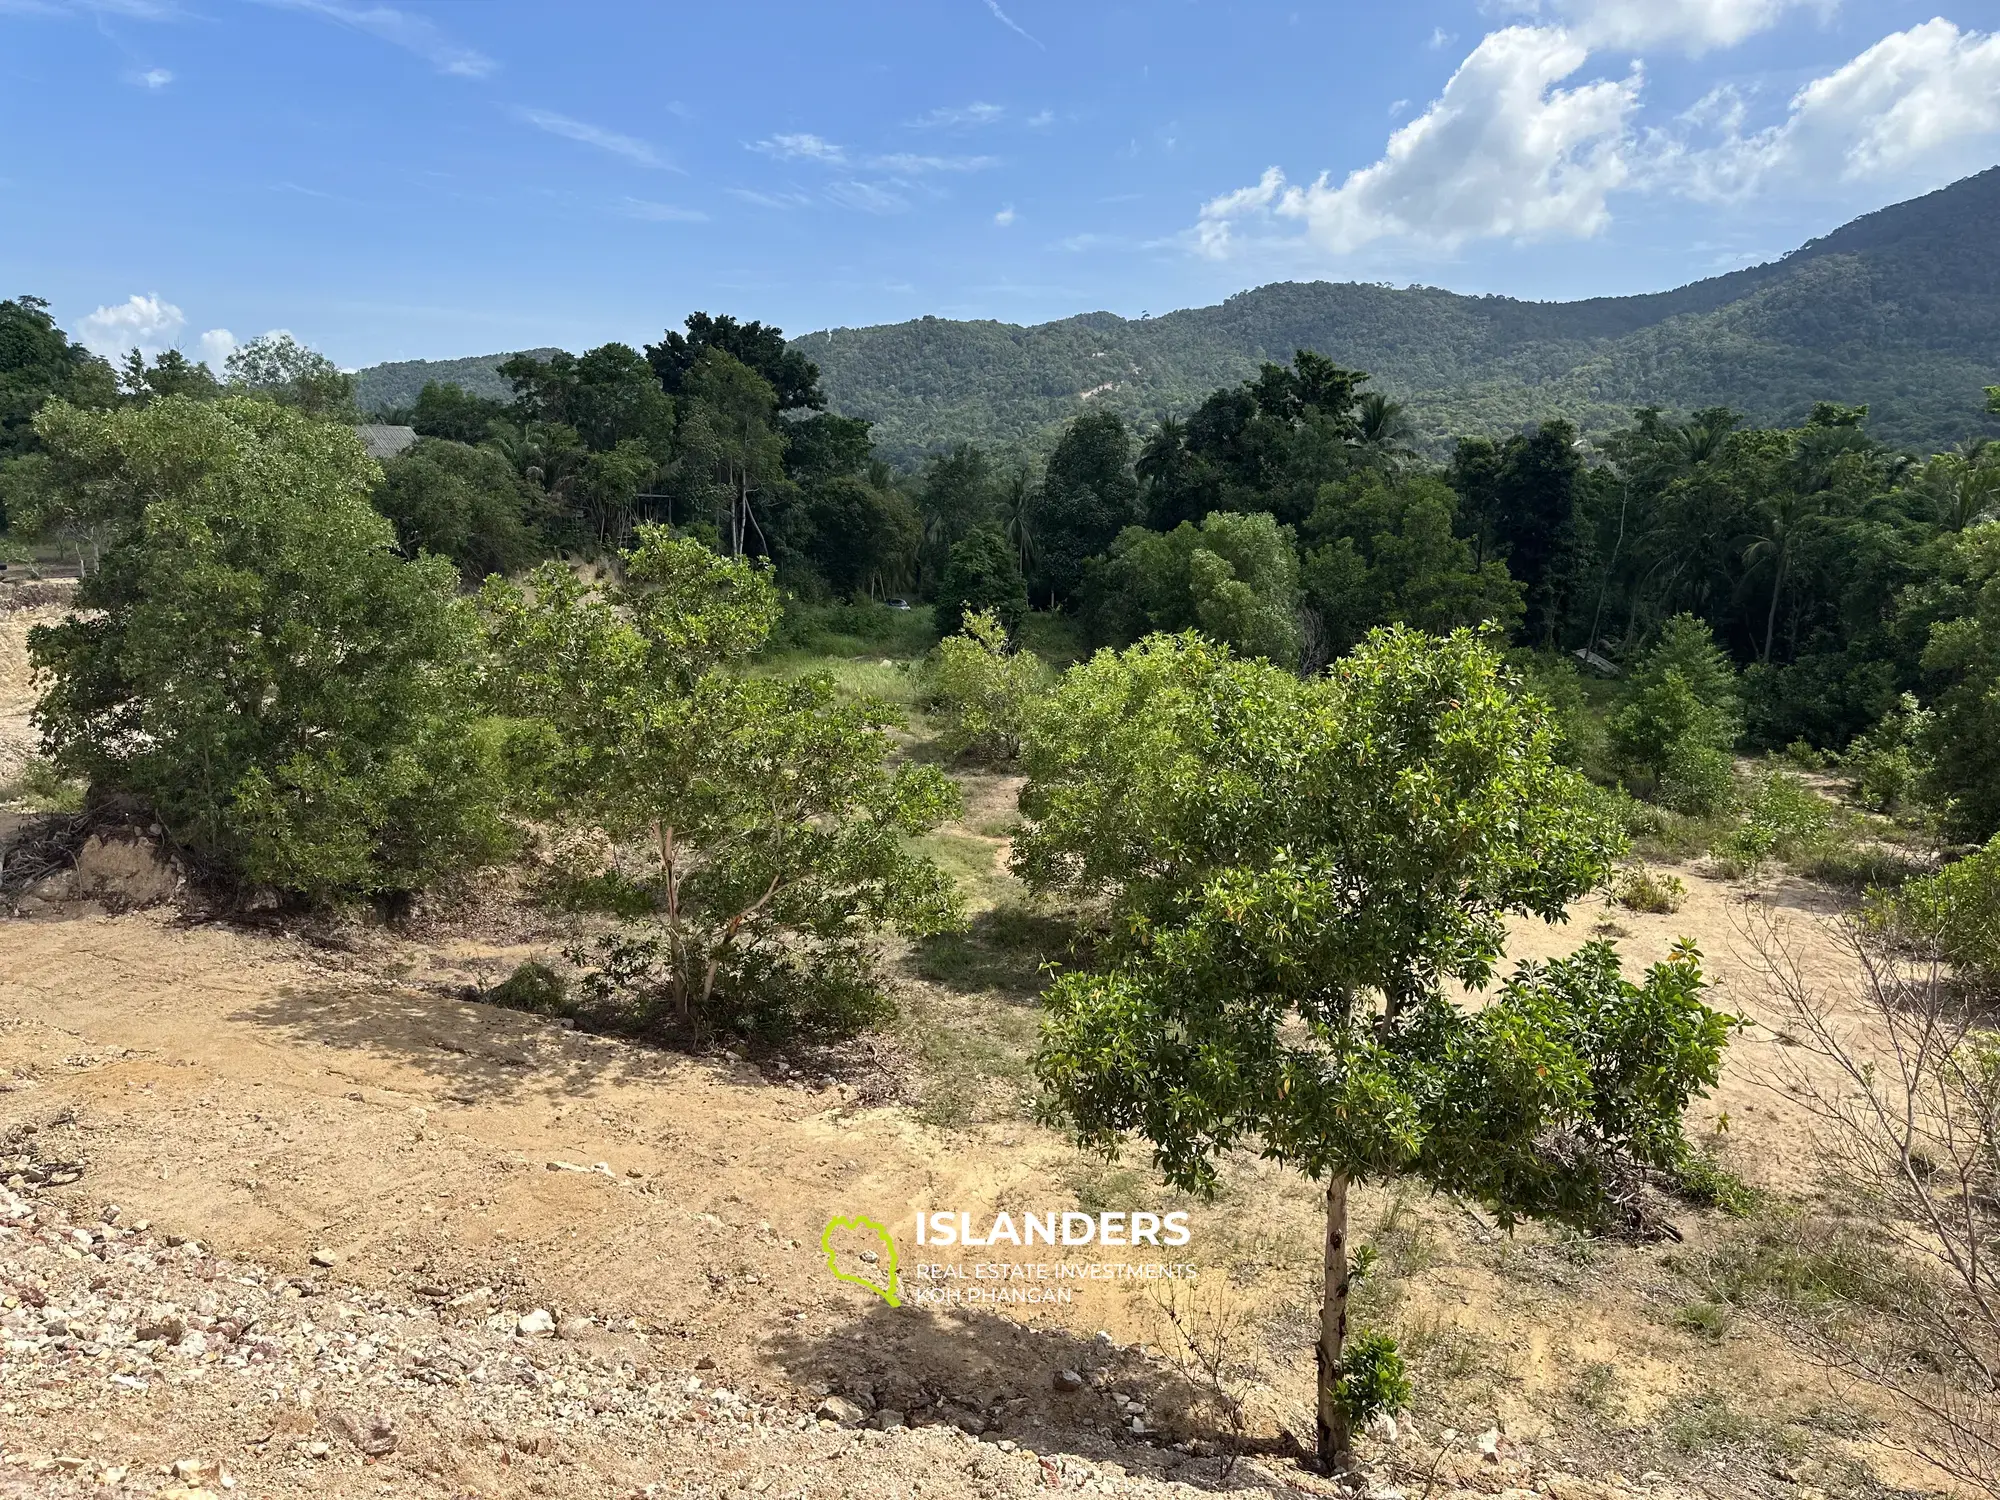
[1869, 834, 2000, 992]
[1842, 693, 1934, 816]
[924, 609, 1052, 760]
[27, 397, 510, 902]
[1609, 615, 1741, 800]
[1721, 770, 1835, 875]
[1334, 1332, 1413, 1426]
[486, 960, 572, 1017]
[1613, 866, 1687, 914]
[1659, 740, 1737, 817]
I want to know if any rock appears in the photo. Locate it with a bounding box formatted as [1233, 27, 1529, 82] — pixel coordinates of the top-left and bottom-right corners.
[136, 1309, 185, 1344]
[447, 1286, 492, 1309]
[1476, 1427, 1502, 1461]
[72, 831, 178, 907]
[170, 1459, 218, 1482]
[1053, 1369, 1085, 1392]
[556, 1315, 593, 1340]
[694, 1355, 717, 1370]
[308, 1249, 339, 1268]
[516, 1308, 555, 1336]
[874, 1410, 906, 1430]
[816, 1395, 868, 1426]
[177, 1329, 209, 1357]
[1367, 1411, 1400, 1443]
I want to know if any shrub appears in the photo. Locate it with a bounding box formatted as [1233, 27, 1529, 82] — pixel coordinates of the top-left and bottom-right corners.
[486, 960, 572, 1017]
[1613, 866, 1687, 914]
[1334, 1332, 1413, 1427]
[1659, 739, 1738, 817]
[1721, 770, 1835, 875]
[484, 527, 964, 1042]
[1869, 834, 2000, 992]
[27, 397, 510, 902]
[1842, 693, 1934, 816]
[1609, 615, 1741, 801]
[924, 609, 1051, 760]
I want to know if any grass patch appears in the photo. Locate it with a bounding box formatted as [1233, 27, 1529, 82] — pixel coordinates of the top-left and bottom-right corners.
[770, 599, 937, 659]
[1610, 865, 1687, 913]
[1015, 610, 1088, 666]
[906, 828, 1013, 909]
[1570, 1361, 1622, 1418]
[1064, 1159, 1152, 1212]
[1793, 840, 1930, 894]
[1670, 1147, 1761, 1216]
[1668, 1205, 1895, 1324]
[0, 757, 86, 813]
[1662, 1391, 1759, 1452]
[912, 902, 1072, 995]
[754, 653, 924, 708]
[900, 988, 1040, 1128]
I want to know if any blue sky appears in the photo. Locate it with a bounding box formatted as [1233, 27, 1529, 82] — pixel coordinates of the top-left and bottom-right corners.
[4, 0, 1998, 370]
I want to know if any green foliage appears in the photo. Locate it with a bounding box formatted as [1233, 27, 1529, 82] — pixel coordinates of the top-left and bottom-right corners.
[1333, 1333, 1412, 1426]
[1720, 769, 1835, 874]
[1, 295, 116, 458]
[1036, 410, 1141, 602]
[1612, 866, 1687, 914]
[354, 348, 565, 414]
[27, 397, 510, 900]
[1610, 614, 1742, 806]
[924, 609, 1051, 760]
[936, 527, 1027, 639]
[411, 380, 507, 444]
[482, 527, 963, 1040]
[1671, 1148, 1761, 1216]
[1302, 474, 1524, 658]
[1841, 692, 1934, 815]
[1870, 834, 2000, 992]
[371, 437, 548, 581]
[1918, 523, 2000, 841]
[486, 960, 572, 1017]
[1086, 510, 1301, 666]
[225, 333, 358, 420]
[1505, 650, 1606, 774]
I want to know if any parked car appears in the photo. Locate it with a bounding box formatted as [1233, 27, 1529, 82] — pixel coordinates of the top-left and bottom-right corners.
[885, 598, 911, 610]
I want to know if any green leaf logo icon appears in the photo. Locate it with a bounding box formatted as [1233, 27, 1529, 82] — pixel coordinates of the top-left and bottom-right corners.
[821, 1214, 901, 1307]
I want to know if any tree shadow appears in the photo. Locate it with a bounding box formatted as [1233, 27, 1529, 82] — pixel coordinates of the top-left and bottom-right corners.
[762, 1297, 1308, 1492]
[908, 904, 1084, 1000]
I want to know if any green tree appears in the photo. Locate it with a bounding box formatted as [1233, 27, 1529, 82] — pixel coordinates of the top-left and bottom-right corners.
[1088, 510, 1301, 666]
[1017, 628, 1728, 1467]
[1037, 410, 1141, 604]
[28, 397, 508, 900]
[371, 437, 547, 581]
[924, 608, 1051, 759]
[118, 348, 221, 404]
[411, 380, 508, 444]
[1918, 522, 2000, 841]
[1, 296, 117, 459]
[936, 526, 1028, 639]
[647, 311, 825, 413]
[803, 475, 919, 599]
[225, 333, 358, 420]
[915, 443, 998, 593]
[481, 529, 962, 1038]
[673, 350, 787, 557]
[1608, 612, 1742, 807]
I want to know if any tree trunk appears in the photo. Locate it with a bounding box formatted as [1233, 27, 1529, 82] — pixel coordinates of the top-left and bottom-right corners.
[1315, 1173, 1353, 1471]
[1761, 544, 1790, 664]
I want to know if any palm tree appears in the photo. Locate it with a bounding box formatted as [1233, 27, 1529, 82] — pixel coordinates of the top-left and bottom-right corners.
[1135, 418, 1189, 526]
[1353, 392, 1416, 469]
[1919, 446, 2000, 532]
[998, 465, 1039, 578]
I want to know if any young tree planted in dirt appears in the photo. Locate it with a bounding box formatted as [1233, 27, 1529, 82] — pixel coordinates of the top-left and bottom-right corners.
[27, 396, 510, 900]
[1017, 628, 1730, 1468]
[482, 528, 963, 1040]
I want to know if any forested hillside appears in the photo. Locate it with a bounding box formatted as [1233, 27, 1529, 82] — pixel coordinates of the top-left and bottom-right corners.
[354, 348, 562, 411]
[797, 167, 2000, 461]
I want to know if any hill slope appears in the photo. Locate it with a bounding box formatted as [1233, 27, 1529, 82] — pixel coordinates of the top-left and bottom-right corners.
[800, 168, 2000, 459]
[352, 348, 562, 413]
[351, 169, 2000, 458]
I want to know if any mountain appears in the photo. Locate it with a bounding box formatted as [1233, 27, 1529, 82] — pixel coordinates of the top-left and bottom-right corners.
[800, 168, 2000, 460]
[352, 349, 561, 413]
[351, 169, 2000, 459]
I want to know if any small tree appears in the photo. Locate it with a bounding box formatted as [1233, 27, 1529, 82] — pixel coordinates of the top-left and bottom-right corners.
[28, 396, 508, 900]
[1610, 613, 1741, 810]
[925, 609, 1050, 760]
[224, 333, 358, 420]
[483, 528, 963, 1039]
[1018, 628, 1731, 1468]
[936, 526, 1028, 639]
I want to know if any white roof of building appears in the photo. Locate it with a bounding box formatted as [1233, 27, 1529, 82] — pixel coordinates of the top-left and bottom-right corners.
[354, 424, 419, 460]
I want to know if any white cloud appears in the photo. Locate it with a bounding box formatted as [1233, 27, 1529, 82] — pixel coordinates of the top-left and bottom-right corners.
[132, 67, 173, 87]
[1026, 109, 1054, 128]
[982, 0, 1042, 49]
[824, 180, 909, 214]
[726, 187, 812, 209]
[1198, 26, 1639, 258]
[1428, 27, 1453, 49]
[908, 102, 1005, 130]
[750, 132, 847, 165]
[255, 0, 494, 78]
[77, 293, 184, 358]
[869, 152, 1000, 174]
[620, 197, 708, 223]
[1515, 0, 1816, 54]
[994, 204, 1017, 226]
[1658, 19, 2000, 198]
[517, 108, 662, 167]
[198, 328, 235, 367]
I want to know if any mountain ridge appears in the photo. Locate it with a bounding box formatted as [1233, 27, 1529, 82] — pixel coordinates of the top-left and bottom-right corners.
[354, 168, 2000, 460]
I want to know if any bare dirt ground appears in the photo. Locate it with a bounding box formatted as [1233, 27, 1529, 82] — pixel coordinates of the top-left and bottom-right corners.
[0, 606, 1952, 1500]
